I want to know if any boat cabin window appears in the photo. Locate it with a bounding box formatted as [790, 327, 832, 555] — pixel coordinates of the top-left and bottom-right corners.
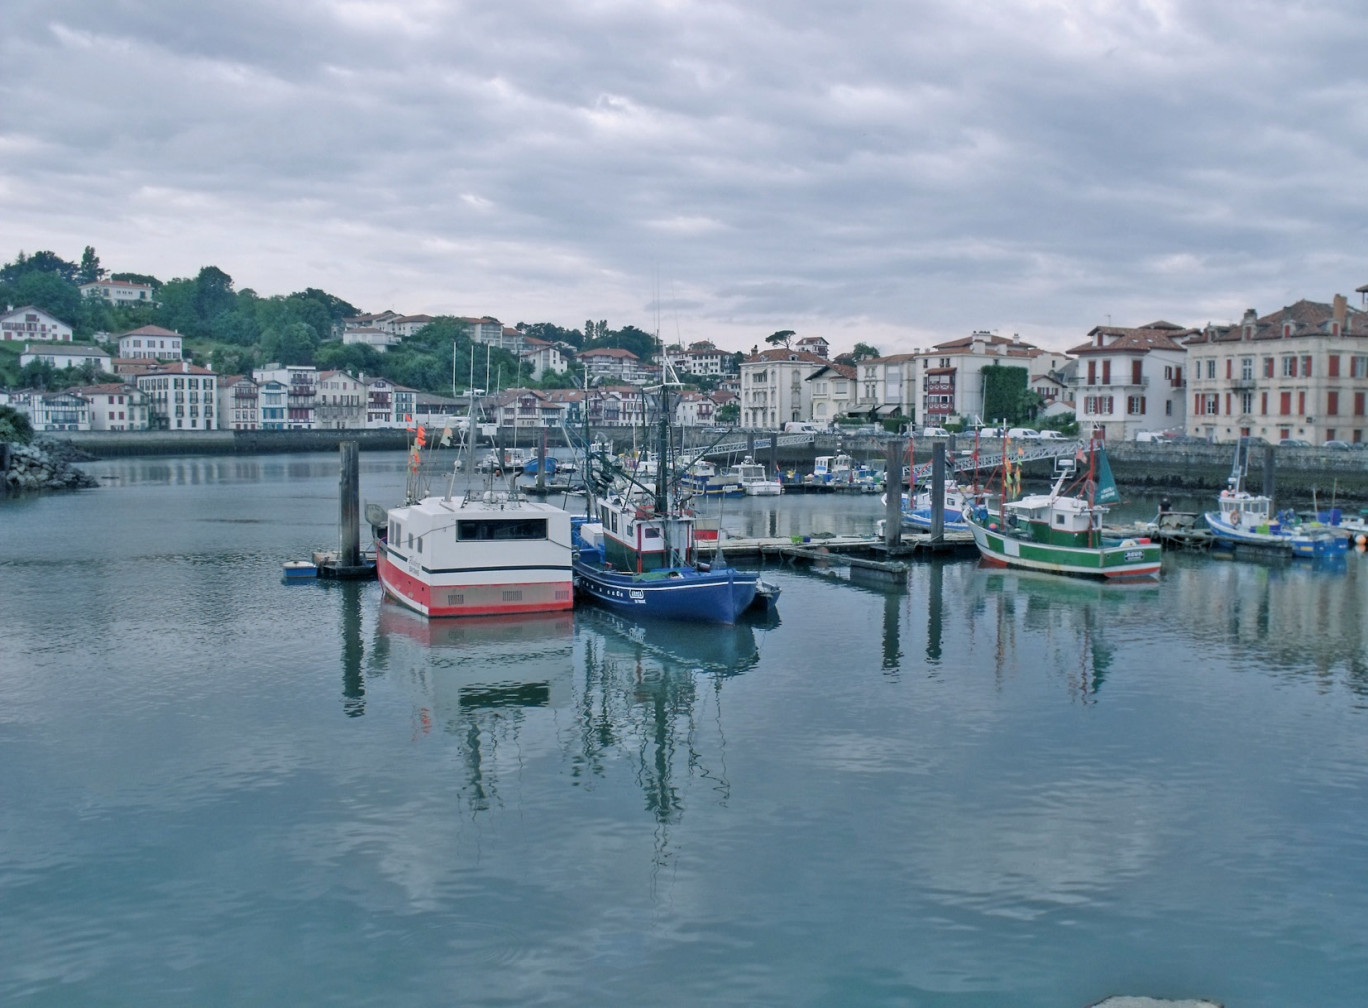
[456, 518, 549, 541]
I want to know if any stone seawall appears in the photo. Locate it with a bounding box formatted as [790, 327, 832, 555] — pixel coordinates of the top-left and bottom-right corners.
[60, 429, 410, 457]
[41, 429, 1368, 505]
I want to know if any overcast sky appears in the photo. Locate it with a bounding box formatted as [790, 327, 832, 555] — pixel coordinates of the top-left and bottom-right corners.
[4, 0, 1366, 354]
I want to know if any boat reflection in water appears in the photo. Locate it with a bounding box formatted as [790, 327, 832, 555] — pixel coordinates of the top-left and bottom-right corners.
[576, 607, 762, 676]
[970, 564, 1162, 700]
[573, 607, 766, 839]
[373, 601, 576, 810]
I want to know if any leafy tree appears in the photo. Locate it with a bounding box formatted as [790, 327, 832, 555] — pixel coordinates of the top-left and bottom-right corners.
[715, 402, 739, 423]
[19, 358, 57, 389]
[109, 272, 162, 289]
[980, 364, 1035, 424]
[77, 246, 104, 284]
[211, 347, 259, 377]
[194, 266, 237, 323]
[260, 321, 317, 365]
[765, 330, 795, 349]
[315, 341, 383, 376]
[851, 342, 881, 360]
[3, 271, 81, 324]
[0, 404, 35, 444]
[0, 250, 80, 285]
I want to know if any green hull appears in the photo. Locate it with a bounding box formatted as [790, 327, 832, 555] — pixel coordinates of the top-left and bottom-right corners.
[965, 512, 1162, 579]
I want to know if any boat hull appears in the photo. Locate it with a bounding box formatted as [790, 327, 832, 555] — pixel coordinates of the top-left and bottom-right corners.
[964, 512, 1161, 579]
[376, 542, 573, 618]
[572, 559, 759, 624]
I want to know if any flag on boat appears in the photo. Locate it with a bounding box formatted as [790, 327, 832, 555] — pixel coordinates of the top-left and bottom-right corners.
[1095, 445, 1119, 504]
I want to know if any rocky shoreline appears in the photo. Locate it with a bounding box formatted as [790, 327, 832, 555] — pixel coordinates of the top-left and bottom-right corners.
[1, 438, 100, 492]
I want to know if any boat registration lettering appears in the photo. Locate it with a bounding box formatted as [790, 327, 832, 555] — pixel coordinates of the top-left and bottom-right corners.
[1124, 549, 1145, 561]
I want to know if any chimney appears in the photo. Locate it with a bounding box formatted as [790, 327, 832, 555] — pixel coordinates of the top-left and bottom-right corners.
[1333, 293, 1347, 329]
[1242, 308, 1257, 339]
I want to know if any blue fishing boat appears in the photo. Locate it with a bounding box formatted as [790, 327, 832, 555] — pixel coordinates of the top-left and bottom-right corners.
[1203, 437, 1349, 557]
[571, 371, 774, 624]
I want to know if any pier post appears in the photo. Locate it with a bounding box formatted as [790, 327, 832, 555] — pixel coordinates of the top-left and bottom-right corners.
[339, 441, 360, 567]
[536, 429, 547, 493]
[883, 441, 902, 547]
[1261, 444, 1276, 500]
[930, 445, 946, 540]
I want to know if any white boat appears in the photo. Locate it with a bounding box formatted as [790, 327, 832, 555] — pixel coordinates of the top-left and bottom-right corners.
[1203, 438, 1350, 558]
[679, 458, 742, 497]
[728, 457, 783, 496]
[376, 485, 574, 618]
[375, 424, 574, 618]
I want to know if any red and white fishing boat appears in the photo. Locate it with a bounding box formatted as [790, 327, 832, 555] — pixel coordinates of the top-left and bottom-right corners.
[374, 421, 574, 618]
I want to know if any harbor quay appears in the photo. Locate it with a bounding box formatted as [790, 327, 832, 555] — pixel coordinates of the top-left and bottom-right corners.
[52, 427, 1368, 505]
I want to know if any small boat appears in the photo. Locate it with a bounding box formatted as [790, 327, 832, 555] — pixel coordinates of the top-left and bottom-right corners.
[282, 559, 318, 580]
[887, 478, 986, 532]
[963, 436, 1162, 580]
[729, 457, 783, 496]
[678, 458, 743, 497]
[1203, 438, 1349, 557]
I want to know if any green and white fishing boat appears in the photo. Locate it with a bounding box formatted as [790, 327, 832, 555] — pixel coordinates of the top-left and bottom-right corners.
[962, 435, 1162, 580]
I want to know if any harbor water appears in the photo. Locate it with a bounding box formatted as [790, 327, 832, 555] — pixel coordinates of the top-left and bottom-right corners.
[3, 451, 1367, 1007]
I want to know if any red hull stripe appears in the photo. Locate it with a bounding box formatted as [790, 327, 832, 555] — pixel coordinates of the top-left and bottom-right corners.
[377, 550, 573, 617]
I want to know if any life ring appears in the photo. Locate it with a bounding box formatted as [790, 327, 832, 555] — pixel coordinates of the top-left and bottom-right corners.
[1230, 511, 1240, 526]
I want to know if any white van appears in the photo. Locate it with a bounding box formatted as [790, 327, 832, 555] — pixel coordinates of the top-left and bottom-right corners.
[1036, 430, 1069, 441]
[920, 426, 950, 438]
[1007, 427, 1040, 440]
[783, 422, 823, 434]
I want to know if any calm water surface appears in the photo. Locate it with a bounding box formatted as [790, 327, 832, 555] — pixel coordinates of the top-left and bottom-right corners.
[3, 451, 1367, 1007]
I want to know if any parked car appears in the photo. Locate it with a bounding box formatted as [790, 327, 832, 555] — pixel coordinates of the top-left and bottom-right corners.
[1322, 440, 1351, 450]
[1036, 430, 1070, 441]
[1279, 438, 1311, 447]
[919, 426, 950, 438]
[1006, 427, 1040, 440]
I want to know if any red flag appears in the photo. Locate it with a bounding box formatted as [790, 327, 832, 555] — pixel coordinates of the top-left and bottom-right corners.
[416, 425, 427, 447]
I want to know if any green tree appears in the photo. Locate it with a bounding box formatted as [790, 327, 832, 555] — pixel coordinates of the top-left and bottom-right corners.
[19, 358, 57, 390]
[194, 266, 237, 323]
[0, 250, 80, 285]
[851, 342, 881, 360]
[0, 404, 35, 444]
[4, 272, 81, 325]
[77, 246, 104, 284]
[980, 364, 1034, 424]
[765, 330, 795, 349]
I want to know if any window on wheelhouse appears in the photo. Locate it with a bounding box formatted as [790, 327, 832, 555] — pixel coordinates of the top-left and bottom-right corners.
[456, 518, 549, 541]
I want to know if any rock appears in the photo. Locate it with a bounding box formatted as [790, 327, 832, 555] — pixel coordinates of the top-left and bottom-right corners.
[2, 440, 99, 492]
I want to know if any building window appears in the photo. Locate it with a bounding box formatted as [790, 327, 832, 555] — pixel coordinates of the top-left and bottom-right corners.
[1240, 357, 1253, 381]
[1281, 356, 1296, 377]
[1126, 395, 1145, 415]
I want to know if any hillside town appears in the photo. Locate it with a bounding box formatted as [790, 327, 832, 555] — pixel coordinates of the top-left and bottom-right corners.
[4, 282, 1368, 448]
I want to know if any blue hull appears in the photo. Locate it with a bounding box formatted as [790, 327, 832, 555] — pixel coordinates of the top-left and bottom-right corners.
[902, 509, 970, 533]
[573, 559, 759, 624]
[1205, 512, 1350, 556]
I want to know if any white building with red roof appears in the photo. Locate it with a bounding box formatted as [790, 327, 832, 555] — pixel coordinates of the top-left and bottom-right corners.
[118, 325, 184, 361]
[133, 361, 218, 430]
[1069, 321, 1192, 440]
[2, 306, 73, 343]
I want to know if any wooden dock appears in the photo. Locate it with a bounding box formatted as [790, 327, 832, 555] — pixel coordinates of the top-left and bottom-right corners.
[704, 531, 979, 563]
